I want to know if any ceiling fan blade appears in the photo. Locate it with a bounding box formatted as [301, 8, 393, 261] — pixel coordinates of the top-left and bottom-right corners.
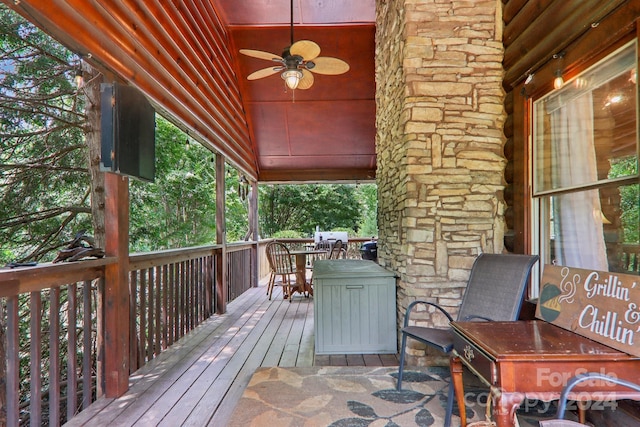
[297, 69, 314, 90]
[309, 57, 350, 75]
[247, 67, 281, 80]
[290, 40, 321, 61]
[239, 49, 282, 62]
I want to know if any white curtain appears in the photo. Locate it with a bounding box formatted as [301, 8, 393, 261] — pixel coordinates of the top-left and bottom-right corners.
[550, 92, 608, 270]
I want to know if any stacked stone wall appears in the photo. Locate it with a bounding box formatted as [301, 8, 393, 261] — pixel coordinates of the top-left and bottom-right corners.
[375, 0, 506, 364]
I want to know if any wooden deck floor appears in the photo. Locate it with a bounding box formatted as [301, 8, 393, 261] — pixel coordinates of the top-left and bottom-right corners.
[65, 282, 399, 426]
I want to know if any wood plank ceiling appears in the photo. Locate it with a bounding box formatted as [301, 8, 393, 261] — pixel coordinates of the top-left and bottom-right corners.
[4, 0, 376, 183]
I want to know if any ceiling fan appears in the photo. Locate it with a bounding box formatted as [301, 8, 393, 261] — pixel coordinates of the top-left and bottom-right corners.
[239, 0, 350, 90]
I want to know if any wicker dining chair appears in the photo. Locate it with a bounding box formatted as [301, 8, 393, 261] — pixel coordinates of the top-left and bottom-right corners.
[396, 252, 539, 427]
[328, 239, 345, 259]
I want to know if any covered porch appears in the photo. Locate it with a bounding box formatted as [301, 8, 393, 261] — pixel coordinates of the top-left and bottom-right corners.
[64, 280, 398, 427]
[1, 0, 639, 425]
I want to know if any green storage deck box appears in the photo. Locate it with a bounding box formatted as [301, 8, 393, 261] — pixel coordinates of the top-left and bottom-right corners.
[312, 259, 397, 354]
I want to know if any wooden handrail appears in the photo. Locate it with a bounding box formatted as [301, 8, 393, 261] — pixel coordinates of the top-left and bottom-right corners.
[0, 257, 116, 297]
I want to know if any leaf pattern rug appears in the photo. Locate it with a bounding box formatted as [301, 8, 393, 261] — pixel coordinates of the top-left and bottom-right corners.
[227, 366, 551, 426]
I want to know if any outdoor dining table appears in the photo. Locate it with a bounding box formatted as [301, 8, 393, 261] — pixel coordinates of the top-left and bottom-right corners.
[288, 249, 327, 297]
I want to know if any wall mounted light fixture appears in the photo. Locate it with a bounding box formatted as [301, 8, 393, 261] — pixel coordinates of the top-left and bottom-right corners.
[552, 52, 565, 90]
[553, 70, 564, 89]
[74, 69, 84, 88]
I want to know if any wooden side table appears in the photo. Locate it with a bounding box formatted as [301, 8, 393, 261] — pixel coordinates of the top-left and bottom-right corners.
[450, 321, 640, 427]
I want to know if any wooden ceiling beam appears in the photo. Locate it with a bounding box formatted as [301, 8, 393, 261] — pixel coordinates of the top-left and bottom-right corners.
[258, 168, 376, 183]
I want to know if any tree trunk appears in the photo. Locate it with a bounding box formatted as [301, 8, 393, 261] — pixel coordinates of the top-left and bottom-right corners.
[83, 62, 106, 397]
[85, 62, 106, 250]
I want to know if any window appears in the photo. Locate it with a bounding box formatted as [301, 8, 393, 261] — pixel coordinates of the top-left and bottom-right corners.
[532, 41, 639, 276]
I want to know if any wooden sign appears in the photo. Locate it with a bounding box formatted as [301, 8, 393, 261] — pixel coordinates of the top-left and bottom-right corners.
[536, 264, 640, 357]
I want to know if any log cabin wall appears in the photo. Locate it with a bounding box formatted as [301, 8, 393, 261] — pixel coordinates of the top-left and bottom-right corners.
[502, 0, 638, 254]
[378, 0, 639, 366]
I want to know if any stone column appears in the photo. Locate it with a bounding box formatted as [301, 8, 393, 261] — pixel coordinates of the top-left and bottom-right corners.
[375, 0, 506, 364]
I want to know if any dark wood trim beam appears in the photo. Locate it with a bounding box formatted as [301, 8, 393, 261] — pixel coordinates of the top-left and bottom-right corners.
[512, 83, 531, 254]
[258, 168, 376, 183]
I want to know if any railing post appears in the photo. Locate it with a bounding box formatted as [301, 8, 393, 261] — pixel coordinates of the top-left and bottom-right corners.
[103, 172, 130, 397]
[215, 154, 227, 313]
[249, 180, 259, 288]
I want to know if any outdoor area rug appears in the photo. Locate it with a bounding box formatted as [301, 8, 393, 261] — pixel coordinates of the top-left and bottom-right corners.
[228, 366, 557, 426]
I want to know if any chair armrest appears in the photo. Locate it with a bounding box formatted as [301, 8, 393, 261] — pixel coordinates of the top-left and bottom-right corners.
[555, 372, 640, 419]
[462, 315, 492, 322]
[404, 300, 454, 328]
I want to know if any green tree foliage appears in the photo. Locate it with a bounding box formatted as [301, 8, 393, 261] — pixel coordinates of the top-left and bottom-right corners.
[259, 183, 377, 238]
[609, 156, 640, 243]
[225, 166, 250, 241]
[357, 183, 378, 237]
[0, 5, 90, 263]
[0, 5, 252, 261]
[129, 117, 250, 251]
[129, 118, 218, 251]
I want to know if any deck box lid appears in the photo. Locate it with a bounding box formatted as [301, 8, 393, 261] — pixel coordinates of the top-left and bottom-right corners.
[312, 259, 395, 279]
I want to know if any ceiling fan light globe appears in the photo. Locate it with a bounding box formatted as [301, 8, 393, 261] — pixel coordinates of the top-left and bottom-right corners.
[282, 69, 303, 90]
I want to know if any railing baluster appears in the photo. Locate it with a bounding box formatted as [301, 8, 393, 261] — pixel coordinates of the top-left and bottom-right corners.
[205, 255, 211, 317]
[67, 283, 78, 420]
[154, 265, 161, 356]
[188, 259, 193, 331]
[7, 295, 19, 427]
[95, 278, 104, 399]
[162, 264, 168, 350]
[181, 260, 186, 337]
[148, 268, 155, 358]
[171, 262, 178, 345]
[49, 287, 61, 427]
[198, 257, 203, 323]
[82, 281, 91, 410]
[30, 291, 42, 426]
[139, 270, 147, 363]
[129, 271, 139, 372]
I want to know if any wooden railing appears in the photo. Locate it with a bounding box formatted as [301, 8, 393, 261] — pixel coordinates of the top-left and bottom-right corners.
[128, 246, 218, 372]
[227, 242, 255, 301]
[0, 258, 114, 426]
[0, 242, 260, 427]
[273, 237, 373, 260]
[0, 237, 374, 425]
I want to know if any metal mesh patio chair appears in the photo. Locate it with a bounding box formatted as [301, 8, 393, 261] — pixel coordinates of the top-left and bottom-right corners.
[539, 372, 640, 427]
[396, 252, 539, 427]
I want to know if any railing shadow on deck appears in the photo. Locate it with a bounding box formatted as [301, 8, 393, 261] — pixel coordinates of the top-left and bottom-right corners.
[0, 237, 371, 426]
